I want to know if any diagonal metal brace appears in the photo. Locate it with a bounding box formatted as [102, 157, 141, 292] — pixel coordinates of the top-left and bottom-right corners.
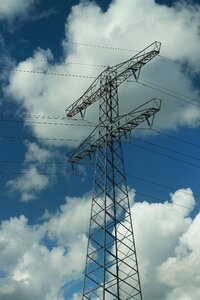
[67, 98, 161, 165]
[65, 41, 161, 118]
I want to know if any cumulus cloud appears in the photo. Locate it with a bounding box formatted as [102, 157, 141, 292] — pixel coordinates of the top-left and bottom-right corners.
[170, 187, 195, 216]
[158, 213, 200, 299]
[1, 2, 200, 299]
[0, 0, 55, 27]
[112, 187, 199, 300]
[1, 187, 199, 300]
[0, 0, 37, 20]
[3, 0, 200, 151]
[6, 142, 56, 201]
[45, 194, 92, 244]
[0, 34, 14, 85]
[70, 292, 82, 300]
[0, 194, 91, 300]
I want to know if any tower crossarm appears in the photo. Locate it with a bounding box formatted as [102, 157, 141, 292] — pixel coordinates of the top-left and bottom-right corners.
[67, 125, 98, 165]
[117, 97, 161, 130]
[109, 41, 161, 86]
[65, 41, 161, 118]
[68, 98, 161, 165]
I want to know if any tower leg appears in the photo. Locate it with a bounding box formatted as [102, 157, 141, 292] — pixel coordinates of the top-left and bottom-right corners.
[82, 70, 142, 300]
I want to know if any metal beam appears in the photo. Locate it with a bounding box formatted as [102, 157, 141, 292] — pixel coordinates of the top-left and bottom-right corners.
[67, 98, 161, 165]
[65, 41, 162, 300]
[65, 41, 161, 118]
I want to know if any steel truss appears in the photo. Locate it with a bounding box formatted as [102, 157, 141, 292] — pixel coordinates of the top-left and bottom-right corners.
[66, 41, 162, 300]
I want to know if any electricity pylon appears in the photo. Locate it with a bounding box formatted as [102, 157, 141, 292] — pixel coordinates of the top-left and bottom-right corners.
[66, 41, 161, 300]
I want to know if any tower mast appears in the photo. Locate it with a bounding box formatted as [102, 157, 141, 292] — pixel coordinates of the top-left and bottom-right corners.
[66, 41, 162, 300]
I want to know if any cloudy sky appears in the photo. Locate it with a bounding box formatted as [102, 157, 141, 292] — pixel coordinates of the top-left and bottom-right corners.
[0, 0, 200, 299]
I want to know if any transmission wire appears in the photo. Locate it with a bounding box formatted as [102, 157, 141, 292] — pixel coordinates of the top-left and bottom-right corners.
[129, 80, 200, 109]
[152, 129, 200, 150]
[0, 112, 96, 124]
[0, 118, 95, 127]
[0, 169, 196, 211]
[0, 66, 96, 79]
[132, 136, 200, 162]
[127, 141, 200, 170]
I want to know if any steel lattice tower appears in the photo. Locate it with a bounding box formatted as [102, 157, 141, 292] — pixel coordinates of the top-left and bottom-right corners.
[66, 41, 162, 300]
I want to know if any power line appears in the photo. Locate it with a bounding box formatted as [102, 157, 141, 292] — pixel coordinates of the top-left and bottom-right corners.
[126, 173, 200, 199]
[1, 60, 199, 116]
[2, 132, 200, 169]
[2, 139, 200, 170]
[0, 160, 63, 164]
[0, 169, 196, 211]
[33, 54, 199, 75]
[0, 112, 96, 124]
[20, 36, 139, 52]
[1, 112, 200, 151]
[10, 34, 200, 72]
[14, 35, 200, 73]
[0, 118, 95, 127]
[152, 129, 200, 150]
[158, 55, 186, 66]
[129, 80, 200, 109]
[2, 118, 200, 172]
[135, 190, 197, 211]
[3, 72, 197, 114]
[127, 141, 200, 170]
[1, 158, 199, 199]
[133, 136, 200, 162]
[59, 40, 137, 52]
[0, 66, 96, 79]
[159, 54, 200, 73]
[2, 68, 199, 112]
[2, 66, 199, 113]
[31, 58, 106, 68]
[140, 78, 199, 103]
[6, 34, 200, 75]
[0, 135, 83, 142]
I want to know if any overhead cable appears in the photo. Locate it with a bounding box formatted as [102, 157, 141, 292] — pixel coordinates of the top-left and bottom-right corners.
[133, 136, 200, 162]
[0, 160, 199, 199]
[129, 80, 200, 109]
[0, 169, 196, 211]
[0, 118, 95, 127]
[0, 112, 96, 124]
[0, 66, 96, 79]
[127, 141, 200, 170]
[152, 129, 200, 149]
[2, 134, 200, 170]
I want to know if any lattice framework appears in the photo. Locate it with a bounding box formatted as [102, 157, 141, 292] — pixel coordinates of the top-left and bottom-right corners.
[66, 41, 162, 300]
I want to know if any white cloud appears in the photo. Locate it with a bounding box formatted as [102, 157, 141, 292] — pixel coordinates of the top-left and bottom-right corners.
[0, 187, 200, 299]
[70, 292, 82, 300]
[45, 194, 91, 244]
[5, 48, 94, 148]
[6, 165, 50, 201]
[0, 193, 91, 300]
[6, 142, 56, 201]
[171, 187, 195, 217]
[24, 141, 52, 162]
[158, 213, 200, 300]
[0, 0, 37, 20]
[114, 187, 199, 300]
[3, 0, 200, 151]
[0, 34, 14, 85]
[0, 215, 42, 271]
[2, 0, 200, 295]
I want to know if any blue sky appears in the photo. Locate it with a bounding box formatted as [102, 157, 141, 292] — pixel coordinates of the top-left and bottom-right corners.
[0, 0, 200, 299]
